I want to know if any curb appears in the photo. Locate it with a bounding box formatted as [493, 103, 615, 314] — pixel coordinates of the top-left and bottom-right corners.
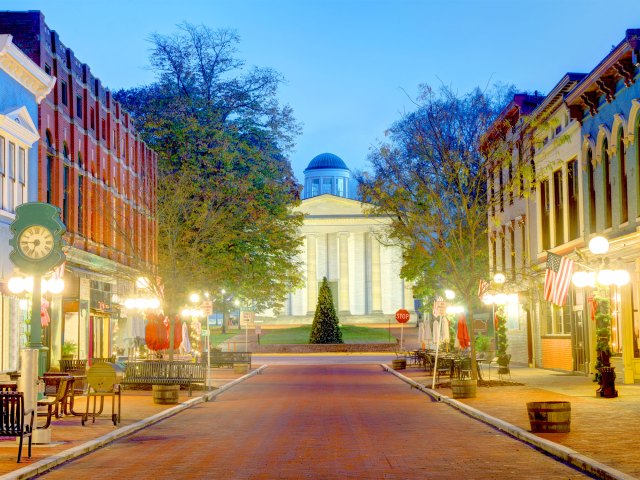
[1, 365, 268, 480]
[381, 364, 635, 480]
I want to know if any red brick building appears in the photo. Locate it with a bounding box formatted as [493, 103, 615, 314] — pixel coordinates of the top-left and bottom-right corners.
[0, 11, 158, 366]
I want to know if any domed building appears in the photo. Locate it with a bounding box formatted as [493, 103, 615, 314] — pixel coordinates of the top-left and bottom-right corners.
[275, 153, 414, 324]
[303, 153, 353, 199]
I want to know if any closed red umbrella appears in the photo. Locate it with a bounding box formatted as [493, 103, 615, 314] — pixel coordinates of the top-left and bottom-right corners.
[457, 314, 471, 349]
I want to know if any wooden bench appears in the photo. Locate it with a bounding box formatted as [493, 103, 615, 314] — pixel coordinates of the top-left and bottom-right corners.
[207, 351, 252, 369]
[121, 361, 207, 396]
[60, 359, 88, 372]
[0, 392, 34, 463]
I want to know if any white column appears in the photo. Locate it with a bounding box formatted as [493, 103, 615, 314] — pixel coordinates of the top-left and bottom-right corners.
[370, 232, 382, 313]
[403, 280, 414, 313]
[307, 234, 318, 315]
[338, 232, 350, 315]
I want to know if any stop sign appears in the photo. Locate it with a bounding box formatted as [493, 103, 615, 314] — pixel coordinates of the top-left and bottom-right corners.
[395, 309, 410, 324]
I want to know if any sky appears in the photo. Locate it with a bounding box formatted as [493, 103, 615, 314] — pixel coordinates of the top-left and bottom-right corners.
[2, 0, 640, 181]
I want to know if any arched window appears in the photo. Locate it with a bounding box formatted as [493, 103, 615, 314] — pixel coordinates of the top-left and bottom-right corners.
[46, 130, 55, 204]
[587, 148, 596, 233]
[78, 152, 83, 170]
[62, 143, 69, 160]
[618, 129, 628, 224]
[603, 139, 612, 229]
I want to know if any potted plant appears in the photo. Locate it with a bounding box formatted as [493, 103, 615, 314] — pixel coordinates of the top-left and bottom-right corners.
[61, 341, 77, 359]
[475, 333, 490, 360]
[495, 306, 510, 374]
[593, 294, 617, 397]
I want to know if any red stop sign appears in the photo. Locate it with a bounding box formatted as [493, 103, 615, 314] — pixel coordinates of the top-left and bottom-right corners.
[395, 309, 410, 324]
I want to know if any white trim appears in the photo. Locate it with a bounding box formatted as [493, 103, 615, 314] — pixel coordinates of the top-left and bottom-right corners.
[0, 34, 56, 103]
[0, 106, 39, 146]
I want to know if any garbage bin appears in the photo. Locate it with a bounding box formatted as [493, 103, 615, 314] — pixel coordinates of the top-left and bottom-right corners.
[598, 366, 618, 398]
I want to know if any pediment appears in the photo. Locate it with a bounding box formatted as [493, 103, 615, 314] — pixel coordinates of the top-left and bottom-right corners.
[0, 106, 39, 146]
[297, 194, 371, 217]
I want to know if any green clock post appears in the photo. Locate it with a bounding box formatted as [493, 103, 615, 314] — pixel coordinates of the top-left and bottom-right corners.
[9, 202, 66, 375]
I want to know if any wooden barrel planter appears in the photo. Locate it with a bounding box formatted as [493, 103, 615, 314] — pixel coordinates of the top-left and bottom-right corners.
[527, 401, 571, 433]
[392, 358, 406, 370]
[152, 384, 180, 405]
[451, 378, 477, 398]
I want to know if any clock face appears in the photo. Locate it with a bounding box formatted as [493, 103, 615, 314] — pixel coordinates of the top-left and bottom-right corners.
[18, 225, 55, 259]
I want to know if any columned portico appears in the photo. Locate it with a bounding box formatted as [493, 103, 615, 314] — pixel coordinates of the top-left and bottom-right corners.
[369, 232, 382, 313]
[338, 232, 350, 315]
[306, 234, 318, 315]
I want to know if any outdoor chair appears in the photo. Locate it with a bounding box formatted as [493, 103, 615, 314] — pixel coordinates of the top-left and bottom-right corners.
[458, 357, 472, 379]
[0, 392, 33, 462]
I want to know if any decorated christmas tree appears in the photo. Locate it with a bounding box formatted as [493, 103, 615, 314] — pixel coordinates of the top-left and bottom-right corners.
[309, 277, 343, 344]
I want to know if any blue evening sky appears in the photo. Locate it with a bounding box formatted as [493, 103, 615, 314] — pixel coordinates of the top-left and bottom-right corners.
[3, 0, 640, 181]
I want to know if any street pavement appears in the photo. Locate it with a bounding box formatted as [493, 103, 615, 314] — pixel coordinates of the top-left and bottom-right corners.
[22, 364, 591, 479]
[0, 351, 637, 479]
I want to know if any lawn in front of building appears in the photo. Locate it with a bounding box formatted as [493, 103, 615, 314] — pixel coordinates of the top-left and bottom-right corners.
[258, 325, 395, 345]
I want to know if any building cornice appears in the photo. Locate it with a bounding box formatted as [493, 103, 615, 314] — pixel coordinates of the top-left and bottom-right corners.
[0, 106, 39, 146]
[0, 34, 56, 103]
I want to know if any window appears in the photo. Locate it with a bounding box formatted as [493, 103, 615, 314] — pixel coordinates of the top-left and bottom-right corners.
[78, 174, 84, 234]
[567, 159, 579, 240]
[587, 148, 596, 233]
[46, 154, 54, 204]
[90, 108, 95, 130]
[17, 147, 25, 206]
[63, 166, 69, 225]
[311, 178, 319, 197]
[510, 226, 516, 280]
[603, 139, 612, 229]
[619, 131, 628, 224]
[44, 64, 51, 75]
[101, 120, 106, 140]
[76, 95, 82, 119]
[336, 177, 345, 197]
[498, 170, 504, 212]
[61, 80, 68, 106]
[553, 169, 563, 246]
[7, 142, 15, 211]
[543, 299, 572, 335]
[78, 152, 83, 170]
[321, 178, 332, 195]
[540, 179, 550, 250]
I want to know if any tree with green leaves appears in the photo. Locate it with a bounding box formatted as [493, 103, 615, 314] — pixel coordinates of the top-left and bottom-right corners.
[115, 23, 304, 331]
[309, 278, 343, 344]
[359, 84, 514, 379]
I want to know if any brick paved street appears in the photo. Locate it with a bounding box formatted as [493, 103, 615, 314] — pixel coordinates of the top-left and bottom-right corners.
[37, 365, 590, 479]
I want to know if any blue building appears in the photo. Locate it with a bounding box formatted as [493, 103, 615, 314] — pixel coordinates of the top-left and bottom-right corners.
[0, 34, 55, 371]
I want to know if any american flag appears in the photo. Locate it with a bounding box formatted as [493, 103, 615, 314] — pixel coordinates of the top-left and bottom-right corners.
[544, 252, 574, 306]
[477, 279, 489, 299]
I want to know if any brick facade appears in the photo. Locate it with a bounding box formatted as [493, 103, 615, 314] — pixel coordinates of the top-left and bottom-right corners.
[0, 11, 158, 271]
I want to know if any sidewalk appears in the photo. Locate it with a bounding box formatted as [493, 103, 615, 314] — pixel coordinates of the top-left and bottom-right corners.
[0, 368, 254, 479]
[397, 363, 640, 480]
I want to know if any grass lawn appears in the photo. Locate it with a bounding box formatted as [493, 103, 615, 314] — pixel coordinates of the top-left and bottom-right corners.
[209, 328, 242, 346]
[259, 325, 395, 345]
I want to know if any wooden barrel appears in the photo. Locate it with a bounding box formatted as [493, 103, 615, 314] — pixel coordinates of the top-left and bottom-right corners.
[527, 401, 571, 433]
[152, 384, 180, 404]
[451, 379, 477, 398]
[392, 359, 406, 370]
[234, 364, 249, 374]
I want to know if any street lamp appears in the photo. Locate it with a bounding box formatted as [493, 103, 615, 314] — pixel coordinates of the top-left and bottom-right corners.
[571, 235, 628, 398]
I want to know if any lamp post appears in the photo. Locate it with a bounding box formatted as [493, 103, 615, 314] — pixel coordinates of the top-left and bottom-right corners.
[571, 236, 629, 398]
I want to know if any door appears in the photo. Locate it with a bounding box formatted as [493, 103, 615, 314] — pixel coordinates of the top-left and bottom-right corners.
[571, 308, 587, 373]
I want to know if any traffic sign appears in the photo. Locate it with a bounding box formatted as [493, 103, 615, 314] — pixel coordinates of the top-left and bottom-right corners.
[395, 309, 410, 323]
[241, 311, 255, 325]
[433, 300, 447, 317]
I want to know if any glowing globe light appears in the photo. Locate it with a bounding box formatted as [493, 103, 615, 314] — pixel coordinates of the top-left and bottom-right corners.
[493, 273, 506, 284]
[588, 236, 609, 255]
[47, 278, 65, 294]
[597, 269, 615, 286]
[494, 293, 508, 305]
[8, 277, 25, 294]
[612, 269, 630, 287]
[482, 294, 494, 305]
[572, 271, 590, 288]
